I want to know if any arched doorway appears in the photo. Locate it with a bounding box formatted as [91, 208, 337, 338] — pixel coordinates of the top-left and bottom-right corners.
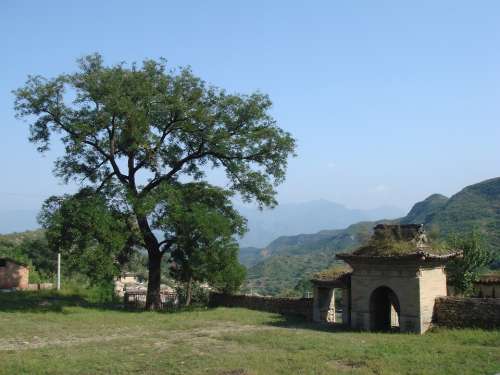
[369, 286, 400, 332]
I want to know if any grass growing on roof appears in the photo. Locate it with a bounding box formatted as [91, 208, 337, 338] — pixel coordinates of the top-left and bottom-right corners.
[312, 263, 352, 281]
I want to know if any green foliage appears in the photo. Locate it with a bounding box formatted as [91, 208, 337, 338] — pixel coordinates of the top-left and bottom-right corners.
[39, 189, 139, 285]
[175, 282, 210, 306]
[208, 255, 246, 294]
[292, 278, 313, 297]
[167, 183, 247, 296]
[446, 230, 492, 295]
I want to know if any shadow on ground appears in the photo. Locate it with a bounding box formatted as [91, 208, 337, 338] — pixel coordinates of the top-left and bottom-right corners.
[0, 291, 129, 313]
[0, 291, 204, 314]
[262, 313, 351, 333]
[1, 292, 351, 336]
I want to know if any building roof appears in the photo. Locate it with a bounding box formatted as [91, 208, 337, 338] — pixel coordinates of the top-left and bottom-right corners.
[336, 224, 460, 264]
[0, 257, 28, 267]
[475, 273, 500, 285]
[311, 264, 352, 287]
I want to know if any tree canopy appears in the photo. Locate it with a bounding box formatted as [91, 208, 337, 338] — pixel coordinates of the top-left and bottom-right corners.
[166, 183, 247, 304]
[39, 188, 139, 285]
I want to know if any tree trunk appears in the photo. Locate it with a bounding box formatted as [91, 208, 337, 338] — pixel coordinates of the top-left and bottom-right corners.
[185, 277, 193, 307]
[135, 213, 165, 311]
[145, 250, 163, 310]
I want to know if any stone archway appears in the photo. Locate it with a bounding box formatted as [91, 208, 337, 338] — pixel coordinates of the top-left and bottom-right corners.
[369, 286, 400, 331]
[313, 287, 336, 323]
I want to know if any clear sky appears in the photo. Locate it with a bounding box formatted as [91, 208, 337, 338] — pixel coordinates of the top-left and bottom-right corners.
[1, 0, 500, 215]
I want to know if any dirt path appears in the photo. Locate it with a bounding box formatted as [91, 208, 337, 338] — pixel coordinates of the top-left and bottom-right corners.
[0, 322, 276, 351]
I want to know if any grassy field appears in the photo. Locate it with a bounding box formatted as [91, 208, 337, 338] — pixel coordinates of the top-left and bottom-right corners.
[0, 292, 499, 375]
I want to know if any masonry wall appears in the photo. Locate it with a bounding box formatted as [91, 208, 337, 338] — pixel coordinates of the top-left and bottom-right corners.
[209, 293, 313, 320]
[349, 263, 422, 332]
[0, 261, 29, 289]
[475, 284, 498, 298]
[418, 267, 447, 332]
[433, 296, 500, 329]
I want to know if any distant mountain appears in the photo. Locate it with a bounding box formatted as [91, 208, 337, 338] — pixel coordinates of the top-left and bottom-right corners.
[243, 177, 500, 296]
[237, 200, 404, 248]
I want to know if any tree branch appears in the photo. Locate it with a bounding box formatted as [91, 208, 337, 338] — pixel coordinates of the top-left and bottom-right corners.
[95, 172, 116, 192]
[140, 140, 206, 195]
[45, 108, 129, 185]
[132, 116, 187, 174]
[159, 238, 176, 254]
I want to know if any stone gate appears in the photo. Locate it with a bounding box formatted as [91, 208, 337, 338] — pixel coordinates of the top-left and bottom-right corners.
[312, 224, 459, 334]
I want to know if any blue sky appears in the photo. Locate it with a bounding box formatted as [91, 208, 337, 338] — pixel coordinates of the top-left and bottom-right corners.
[1, 0, 500, 217]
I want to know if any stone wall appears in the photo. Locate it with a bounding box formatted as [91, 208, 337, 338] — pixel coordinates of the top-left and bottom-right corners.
[27, 283, 54, 291]
[0, 260, 29, 290]
[434, 296, 500, 329]
[209, 293, 313, 320]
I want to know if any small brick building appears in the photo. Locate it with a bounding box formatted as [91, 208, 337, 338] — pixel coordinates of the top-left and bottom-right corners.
[312, 224, 459, 334]
[0, 258, 29, 290]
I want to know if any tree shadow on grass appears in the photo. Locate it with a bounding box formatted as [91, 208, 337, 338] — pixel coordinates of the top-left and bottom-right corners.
[0, 291, 128, 313]
[0, 291, 195, 314]
[263, 313, 351, 333]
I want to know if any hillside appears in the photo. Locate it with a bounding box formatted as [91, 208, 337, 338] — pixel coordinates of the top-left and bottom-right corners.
[242, 221, 383, 295]
[237, 200, 403, 248]
[400, 194, 448, 225]
[238, 247, 263, 268]
[0, 229, 45, 247]
[427, 178, 500, 252]
[243, 177, 500, 296]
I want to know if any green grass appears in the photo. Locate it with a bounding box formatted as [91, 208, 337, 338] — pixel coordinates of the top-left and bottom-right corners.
[0, 292, 499, 375]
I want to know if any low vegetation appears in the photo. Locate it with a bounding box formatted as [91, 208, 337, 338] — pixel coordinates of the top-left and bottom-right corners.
[0, 292, 498, 375]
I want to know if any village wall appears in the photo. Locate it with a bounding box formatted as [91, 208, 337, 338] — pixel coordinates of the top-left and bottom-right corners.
[433, 296, 500, 329]
[0, 260, 29, 289]
[209, 293, 313, 320]
[474, 283, 498, 298]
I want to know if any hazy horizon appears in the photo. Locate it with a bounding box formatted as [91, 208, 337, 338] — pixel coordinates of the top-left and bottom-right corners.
[2, 1, 500, 221]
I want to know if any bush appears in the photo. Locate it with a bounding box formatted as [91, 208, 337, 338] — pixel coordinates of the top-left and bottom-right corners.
[176, 282, 210, 306]
[59, 275, 117, 304]
[446, 230, 492, 296]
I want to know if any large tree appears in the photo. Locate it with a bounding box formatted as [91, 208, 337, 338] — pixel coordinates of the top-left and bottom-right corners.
[14, 54, 295, 309]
